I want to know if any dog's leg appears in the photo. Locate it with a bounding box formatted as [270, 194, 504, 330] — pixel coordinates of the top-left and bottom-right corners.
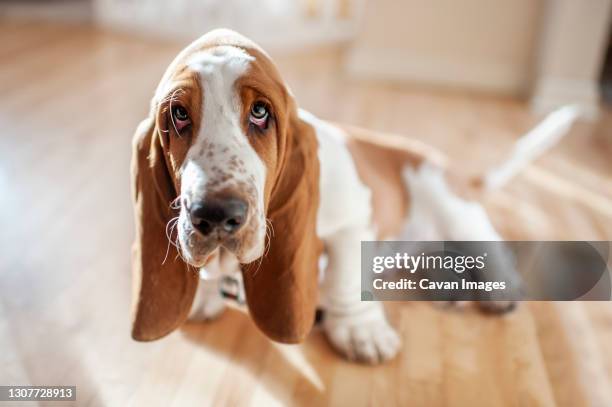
[402, 165, 519, 313]
[188, 253, 227, 321]
[321, 226, 401, 364]
[439, 200, 518, 313]
[188, 277, 226, 321]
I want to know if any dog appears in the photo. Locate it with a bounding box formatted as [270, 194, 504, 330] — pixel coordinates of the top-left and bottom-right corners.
[130, 29, 581, 363]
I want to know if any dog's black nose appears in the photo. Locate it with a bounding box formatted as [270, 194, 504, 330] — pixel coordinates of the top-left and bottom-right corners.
[189, 197, 248, 235]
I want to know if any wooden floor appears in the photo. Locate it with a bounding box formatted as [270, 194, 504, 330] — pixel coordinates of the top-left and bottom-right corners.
[1, 20, 612, 407]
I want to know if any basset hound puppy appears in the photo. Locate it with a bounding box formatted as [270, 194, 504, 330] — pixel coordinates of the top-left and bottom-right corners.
[131, 29, 579, 363]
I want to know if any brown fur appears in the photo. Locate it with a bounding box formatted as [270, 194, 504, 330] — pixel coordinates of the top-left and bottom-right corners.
[339, 124, 448, 238]
[130, 115, 199, 341]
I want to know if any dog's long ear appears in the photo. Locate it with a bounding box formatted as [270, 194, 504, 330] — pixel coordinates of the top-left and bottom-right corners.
[130, 115, 199, 341]
[241, 112, 322, 344]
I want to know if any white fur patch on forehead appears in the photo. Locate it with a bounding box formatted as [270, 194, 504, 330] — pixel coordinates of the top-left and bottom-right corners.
[181, 43, 265, 203]
[186, 45, 253, 137]
[154, 45, 254, 102]
[187, 46, 254, 81]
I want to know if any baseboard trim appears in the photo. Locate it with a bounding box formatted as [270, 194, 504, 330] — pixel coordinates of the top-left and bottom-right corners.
[345, 46, 530, 95]
[530, 76, 600, 119]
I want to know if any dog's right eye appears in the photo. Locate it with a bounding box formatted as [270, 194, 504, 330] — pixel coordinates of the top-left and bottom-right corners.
[249, 101, 269, 130]
[171, 105, 191, 132]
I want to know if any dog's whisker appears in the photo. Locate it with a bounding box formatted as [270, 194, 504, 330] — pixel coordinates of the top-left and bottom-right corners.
[158, 89, 185, 108]
[169, 224, 180, 249]
[169, 196, 182, 210]
[251, 238, 266, 277]
[266, 218, 275, 238]
[168, 88, 183, 138]
[173, 228, 189, 264]
[263, 218, 273, 257]
[162, 216, 180, 265]
[167, 217, 180, 247]
[252, 252, 264, 277]
[252, 218, 273, 277]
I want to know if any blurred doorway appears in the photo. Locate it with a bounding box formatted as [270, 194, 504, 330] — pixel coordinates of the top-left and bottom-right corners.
[601, 28, 612, 105]
[0, 0, 91, 23]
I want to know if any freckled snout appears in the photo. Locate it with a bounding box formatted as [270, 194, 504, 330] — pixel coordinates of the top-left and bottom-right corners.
[189, 196, 248, 236]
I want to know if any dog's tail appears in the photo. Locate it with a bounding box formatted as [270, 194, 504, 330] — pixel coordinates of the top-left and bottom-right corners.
[477, 105, 583, 190]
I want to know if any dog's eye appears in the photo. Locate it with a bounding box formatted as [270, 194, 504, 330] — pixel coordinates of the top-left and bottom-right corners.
[171, 105, 191, 132]
[249, 101, 269, 130]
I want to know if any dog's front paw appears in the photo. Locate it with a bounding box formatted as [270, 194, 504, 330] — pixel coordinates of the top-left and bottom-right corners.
[191, 298, 226, 321]
[189, 291, 226, 321]
[323, 307, 401, 364]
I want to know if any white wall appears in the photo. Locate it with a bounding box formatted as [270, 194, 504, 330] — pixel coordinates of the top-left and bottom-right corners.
[92, 0, 612, 112]
[92, 0, 364, 51]
[346, 0, 544, 95]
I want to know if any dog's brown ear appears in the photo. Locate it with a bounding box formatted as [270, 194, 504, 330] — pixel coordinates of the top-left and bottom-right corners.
[241, 113, 322, 344]
[130, 116, 198, 341]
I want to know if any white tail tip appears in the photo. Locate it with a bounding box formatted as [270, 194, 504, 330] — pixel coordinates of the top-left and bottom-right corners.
[482, 105, 583, 190]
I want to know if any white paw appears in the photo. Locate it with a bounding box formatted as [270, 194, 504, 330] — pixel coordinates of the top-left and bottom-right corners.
[189, 293, 226, 321]
[323, 307, 401, 364]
